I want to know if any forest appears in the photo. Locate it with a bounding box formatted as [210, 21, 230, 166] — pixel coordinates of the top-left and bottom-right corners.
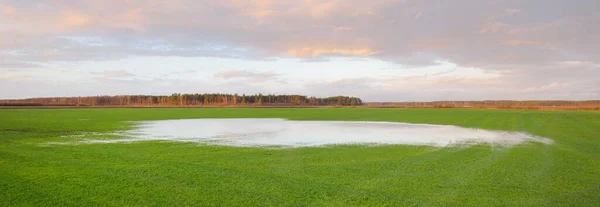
[0, 93, 364, 107]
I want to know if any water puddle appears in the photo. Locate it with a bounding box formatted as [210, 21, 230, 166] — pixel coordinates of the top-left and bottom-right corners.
[79, 118, 552, 147]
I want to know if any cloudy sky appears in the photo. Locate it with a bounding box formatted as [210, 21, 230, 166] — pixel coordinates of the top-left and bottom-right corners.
[1, 0, 599, 101]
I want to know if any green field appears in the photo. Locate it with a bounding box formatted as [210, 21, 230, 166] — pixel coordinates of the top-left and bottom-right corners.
[1, 108, 599, 206]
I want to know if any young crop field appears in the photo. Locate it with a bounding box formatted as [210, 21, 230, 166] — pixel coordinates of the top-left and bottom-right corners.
[1, 108, 599, 206]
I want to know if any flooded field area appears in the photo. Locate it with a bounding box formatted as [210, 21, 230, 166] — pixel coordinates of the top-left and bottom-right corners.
[3, 108, 598, 206]
[85, 118, 552, 147]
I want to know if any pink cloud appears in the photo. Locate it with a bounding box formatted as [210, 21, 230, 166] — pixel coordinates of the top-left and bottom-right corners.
[503, 40, 559, 50]
[286, 47, 378, 58]
[62, 10, 91, 27]
[2, 4, 16, 16]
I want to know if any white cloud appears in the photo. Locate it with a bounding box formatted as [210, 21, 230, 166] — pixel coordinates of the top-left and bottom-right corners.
[524, 82, 569, 92]
[0, 0, 599, 100]
[214, 69, 282, 83]
[94, 70, 136, 79]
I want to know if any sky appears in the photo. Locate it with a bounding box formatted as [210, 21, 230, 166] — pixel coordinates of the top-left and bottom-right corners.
[1, 0, 599, 101]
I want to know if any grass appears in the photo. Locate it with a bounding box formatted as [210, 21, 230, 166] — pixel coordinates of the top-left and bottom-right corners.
[0, 108, 599, 206]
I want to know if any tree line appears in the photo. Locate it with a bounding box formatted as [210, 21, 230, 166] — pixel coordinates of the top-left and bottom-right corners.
[0, 93, 364, 107]
[365, 100, 600, 110]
